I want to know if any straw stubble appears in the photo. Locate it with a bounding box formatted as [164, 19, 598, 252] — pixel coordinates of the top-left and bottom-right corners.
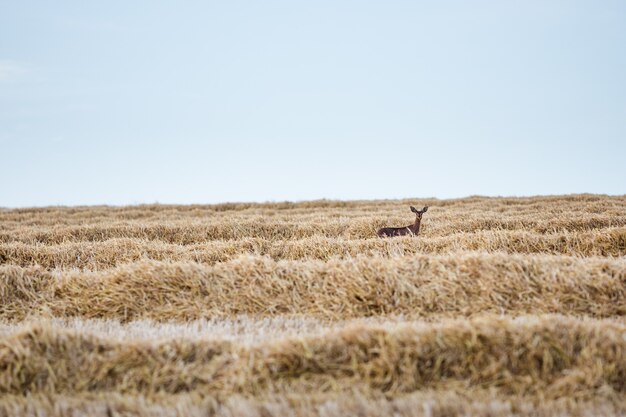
[1, 194, 625, 416]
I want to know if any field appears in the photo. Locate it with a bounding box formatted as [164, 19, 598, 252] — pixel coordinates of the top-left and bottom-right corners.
[1, 194, 625, 416]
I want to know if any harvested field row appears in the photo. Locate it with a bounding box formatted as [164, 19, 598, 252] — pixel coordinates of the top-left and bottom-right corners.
[0, 199, 385, 222]
[2, 254, 624, 322]
[1, 228, 625, 271]
[3, 206, 626, 233]
[3, 213, 626, 243]
[2, 195, 625, 416]
[1, 316, 625, 399]
[1, 194, 623, 223]
[2, 390, 626, 417]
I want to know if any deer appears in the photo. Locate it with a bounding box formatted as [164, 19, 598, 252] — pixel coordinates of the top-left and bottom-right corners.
[377, 206, 428, 238]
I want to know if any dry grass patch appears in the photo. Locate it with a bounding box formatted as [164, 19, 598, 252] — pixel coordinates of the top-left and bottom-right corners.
[1, 391, 625, 417]
[0, 316, 624, 400]
[1, 195, 625, 416]
[1, 228, 625, 271]
[1, 254, 624, 322]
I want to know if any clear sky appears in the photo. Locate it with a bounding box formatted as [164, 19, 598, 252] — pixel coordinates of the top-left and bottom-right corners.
[1, 1, 625, 207]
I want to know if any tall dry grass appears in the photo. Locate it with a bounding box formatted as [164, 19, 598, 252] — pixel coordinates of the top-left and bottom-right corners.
[2, 254, 625, 321]
[1, 195, 625, 416]
[2, 212, 626, 243]
[2, 195, 625, 241]
[0, 316, 624, 399]
[1, 228, 625, 271]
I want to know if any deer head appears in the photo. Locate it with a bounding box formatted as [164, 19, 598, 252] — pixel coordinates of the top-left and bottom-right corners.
[410, 206, 428, 221]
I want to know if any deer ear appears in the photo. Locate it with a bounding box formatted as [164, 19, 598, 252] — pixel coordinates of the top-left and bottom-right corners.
[410, 206, 418, 213]
[422, 206, 428, 213]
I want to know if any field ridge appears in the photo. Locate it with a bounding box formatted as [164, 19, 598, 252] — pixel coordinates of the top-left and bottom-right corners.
[1, 195, 625, 416]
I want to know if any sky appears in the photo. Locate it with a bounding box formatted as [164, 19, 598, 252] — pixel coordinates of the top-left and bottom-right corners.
[1, 1, 625, 207]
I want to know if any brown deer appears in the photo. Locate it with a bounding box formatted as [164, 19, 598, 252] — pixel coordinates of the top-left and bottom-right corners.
[377, 206, 428, 237]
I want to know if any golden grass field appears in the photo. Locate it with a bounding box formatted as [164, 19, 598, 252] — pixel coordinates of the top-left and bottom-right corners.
[1, 194, 625, 416]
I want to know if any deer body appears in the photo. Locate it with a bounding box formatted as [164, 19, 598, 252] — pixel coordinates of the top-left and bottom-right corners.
[377, 206, 428, 238]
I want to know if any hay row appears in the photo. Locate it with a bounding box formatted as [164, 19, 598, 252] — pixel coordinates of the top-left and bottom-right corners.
[3, 213, 626, 243]
[1, 316, 625, 398]
[2, 254, 624, 321]
[1, 228, 625, 271]
[3, 204, 625, 232]
[2, 390, 625, 417]
[0, 198, 392, 221]
[2, 193, 623, 220]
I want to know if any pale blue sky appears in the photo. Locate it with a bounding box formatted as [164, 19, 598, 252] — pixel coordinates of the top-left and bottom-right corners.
[1, 1, 625, 207]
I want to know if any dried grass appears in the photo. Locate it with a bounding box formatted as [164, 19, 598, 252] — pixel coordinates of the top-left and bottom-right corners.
[1, 195, 625, 416]
[0, 316, 343, 344]
[2, 226, 625, 271]
[2, 195, 625, 245]
[1, 253, 624, 321]
[0, 316, 624, 400]
[1, 391, 625, 417]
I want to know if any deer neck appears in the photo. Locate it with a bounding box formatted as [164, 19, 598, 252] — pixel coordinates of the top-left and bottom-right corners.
[409, 218, 421, 234]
